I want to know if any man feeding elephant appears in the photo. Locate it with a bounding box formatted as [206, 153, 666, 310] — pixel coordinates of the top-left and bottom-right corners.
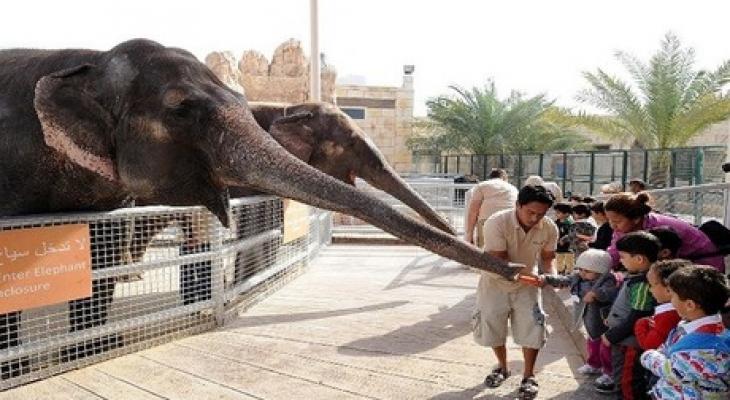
[473, 184, 558, 399]
[0, 39, 531, 375]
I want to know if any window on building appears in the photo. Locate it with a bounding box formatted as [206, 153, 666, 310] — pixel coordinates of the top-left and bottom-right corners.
[341, 107, 366, 119]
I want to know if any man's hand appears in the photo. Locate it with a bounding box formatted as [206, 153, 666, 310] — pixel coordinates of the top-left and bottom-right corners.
[516, 265, 546, 287]
[465, 234, 474, 245]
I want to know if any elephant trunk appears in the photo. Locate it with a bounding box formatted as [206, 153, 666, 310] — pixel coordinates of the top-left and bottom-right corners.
[361, 166, 456, 235]
[216, 106, 520, 279]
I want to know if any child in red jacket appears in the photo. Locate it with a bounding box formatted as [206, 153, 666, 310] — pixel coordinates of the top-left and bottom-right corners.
[634, 259, 689, 350]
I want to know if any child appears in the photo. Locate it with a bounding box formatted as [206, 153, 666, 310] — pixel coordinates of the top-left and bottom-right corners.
[568, 204, 597, 258]
[640, 265, 730, 399]
[554, 202, 574, 274]
[600, 231, 660, 397]
[647, 227, 682, 260]
[588, 201, 613, 251]
[542, 249, 619, 387]
[634, 259, 688, 351]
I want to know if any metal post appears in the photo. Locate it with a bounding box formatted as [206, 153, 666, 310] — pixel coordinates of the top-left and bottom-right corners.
[482, 155, 487, 180]
[517, 154, 523, 187]
[470, 155, 474, 177]
[562, 152, 567, 195]
[456, 156, 461, 174]
[443, 156, 449, 174]
[621, 150, 628, 191]
[693, 148, 704, 225]
[538, 153, 544, 177]
[643, 150, 649, 186]
[670, 150, 677, 187]
[589, 151, 595, 195]
[694, 147, 704, 185]
[309, 0, 321, 102]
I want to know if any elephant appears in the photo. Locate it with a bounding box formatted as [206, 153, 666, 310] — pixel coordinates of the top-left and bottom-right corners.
[237, 101, 455, 235]
[0, 39, 523, 368]
[224, 101, 457, 288]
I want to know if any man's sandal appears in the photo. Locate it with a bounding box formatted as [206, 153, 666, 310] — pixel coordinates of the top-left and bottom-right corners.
[518, 375, 539, 399]
[484, 367, 510, 388]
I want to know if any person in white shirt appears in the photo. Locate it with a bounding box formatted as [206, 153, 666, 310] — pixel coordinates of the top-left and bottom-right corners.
[464, 169, 518, 248]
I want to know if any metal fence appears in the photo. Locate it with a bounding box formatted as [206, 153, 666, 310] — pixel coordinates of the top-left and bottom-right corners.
[334, 180, 730, 237]
[603, 183, 730, 227]
[413, 146, 727, 196]
[0, 196, 332, 390]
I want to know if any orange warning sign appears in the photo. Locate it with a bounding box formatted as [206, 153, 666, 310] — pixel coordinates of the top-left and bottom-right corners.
[0, 224, 92, 313]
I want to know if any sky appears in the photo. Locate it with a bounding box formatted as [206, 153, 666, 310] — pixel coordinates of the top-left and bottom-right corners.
[3, 0, 729, 116]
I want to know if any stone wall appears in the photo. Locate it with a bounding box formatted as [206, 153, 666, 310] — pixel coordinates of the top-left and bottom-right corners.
[336, 74, 415, 173]
[205, 39, 337, 104]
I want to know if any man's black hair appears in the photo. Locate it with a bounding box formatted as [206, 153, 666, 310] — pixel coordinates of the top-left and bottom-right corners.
[590, 200, 605, 214]
[650, 259, 692, 285]
[572, 204, 591, 218]
[647, 227, 683, 258]
[582, 196, 596, 204]
[616, 231, 661, 263]
[629, 178, 647, 190]
[488, 168, 507, 180]
[518, 184, 555, 207]
[569, 194, 583, 202]
[668, 265, 730, 315]
[553, 202, 572, 214]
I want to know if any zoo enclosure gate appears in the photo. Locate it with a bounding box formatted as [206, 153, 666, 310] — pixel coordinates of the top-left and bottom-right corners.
[0, 196, 332, 390]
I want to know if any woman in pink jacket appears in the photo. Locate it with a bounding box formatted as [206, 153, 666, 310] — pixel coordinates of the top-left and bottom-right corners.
[604, 192, 724, 271]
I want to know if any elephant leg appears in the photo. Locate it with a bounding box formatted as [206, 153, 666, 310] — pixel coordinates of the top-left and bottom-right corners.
[69, 278, 117, 332]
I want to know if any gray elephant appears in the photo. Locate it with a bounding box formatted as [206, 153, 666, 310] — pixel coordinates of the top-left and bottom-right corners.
[0, 39, 522, 370]
[237, 101, 454, 234]
[222, 101, 456, 290]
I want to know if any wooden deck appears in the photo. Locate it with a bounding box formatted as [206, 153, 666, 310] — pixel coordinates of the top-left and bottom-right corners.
[1, 245, 602, 399]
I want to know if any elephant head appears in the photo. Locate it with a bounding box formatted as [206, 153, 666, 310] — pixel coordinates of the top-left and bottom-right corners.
[31, 39, 518, 279]
[243, 102, 455, 235]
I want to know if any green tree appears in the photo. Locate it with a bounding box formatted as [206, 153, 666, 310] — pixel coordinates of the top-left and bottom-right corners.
[577, 33, 730, 185]
[408, 81, 589, 155]
[577, 32, 730, 148]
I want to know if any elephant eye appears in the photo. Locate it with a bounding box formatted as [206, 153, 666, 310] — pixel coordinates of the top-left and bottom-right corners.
[171, 100, 195, 119]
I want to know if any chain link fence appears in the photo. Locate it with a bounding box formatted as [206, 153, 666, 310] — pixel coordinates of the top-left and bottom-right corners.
[0, 197, 331, 390]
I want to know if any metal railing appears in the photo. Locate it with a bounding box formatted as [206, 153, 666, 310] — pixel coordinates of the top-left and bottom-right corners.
[0, 197, 332, 389]
[334, 180, 730, 236]
[333, 179, 476, 236]
[413, 146, 727, 195]
[605, 183, 730, 227]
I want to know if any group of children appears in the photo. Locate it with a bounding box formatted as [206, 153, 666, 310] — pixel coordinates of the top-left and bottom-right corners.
[540, 229, 730, 399]
[553, 196, 612, 275]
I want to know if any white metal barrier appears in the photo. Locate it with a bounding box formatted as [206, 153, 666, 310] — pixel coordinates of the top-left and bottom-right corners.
[335, 180, 730, 236]
[0, 197, 332, 389]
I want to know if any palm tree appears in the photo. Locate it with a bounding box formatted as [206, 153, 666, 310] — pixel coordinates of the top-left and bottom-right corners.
[408, 81, 589, 155]
[577, 33, 730, 185]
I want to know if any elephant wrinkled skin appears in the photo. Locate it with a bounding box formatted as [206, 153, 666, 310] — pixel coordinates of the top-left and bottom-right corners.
[231, 101, 455, 235]
[0, 39, 520, 278]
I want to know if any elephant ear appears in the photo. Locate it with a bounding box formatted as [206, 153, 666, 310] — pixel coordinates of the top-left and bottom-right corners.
[34, 64, 119, 182]
[269, 111, 316, 163]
